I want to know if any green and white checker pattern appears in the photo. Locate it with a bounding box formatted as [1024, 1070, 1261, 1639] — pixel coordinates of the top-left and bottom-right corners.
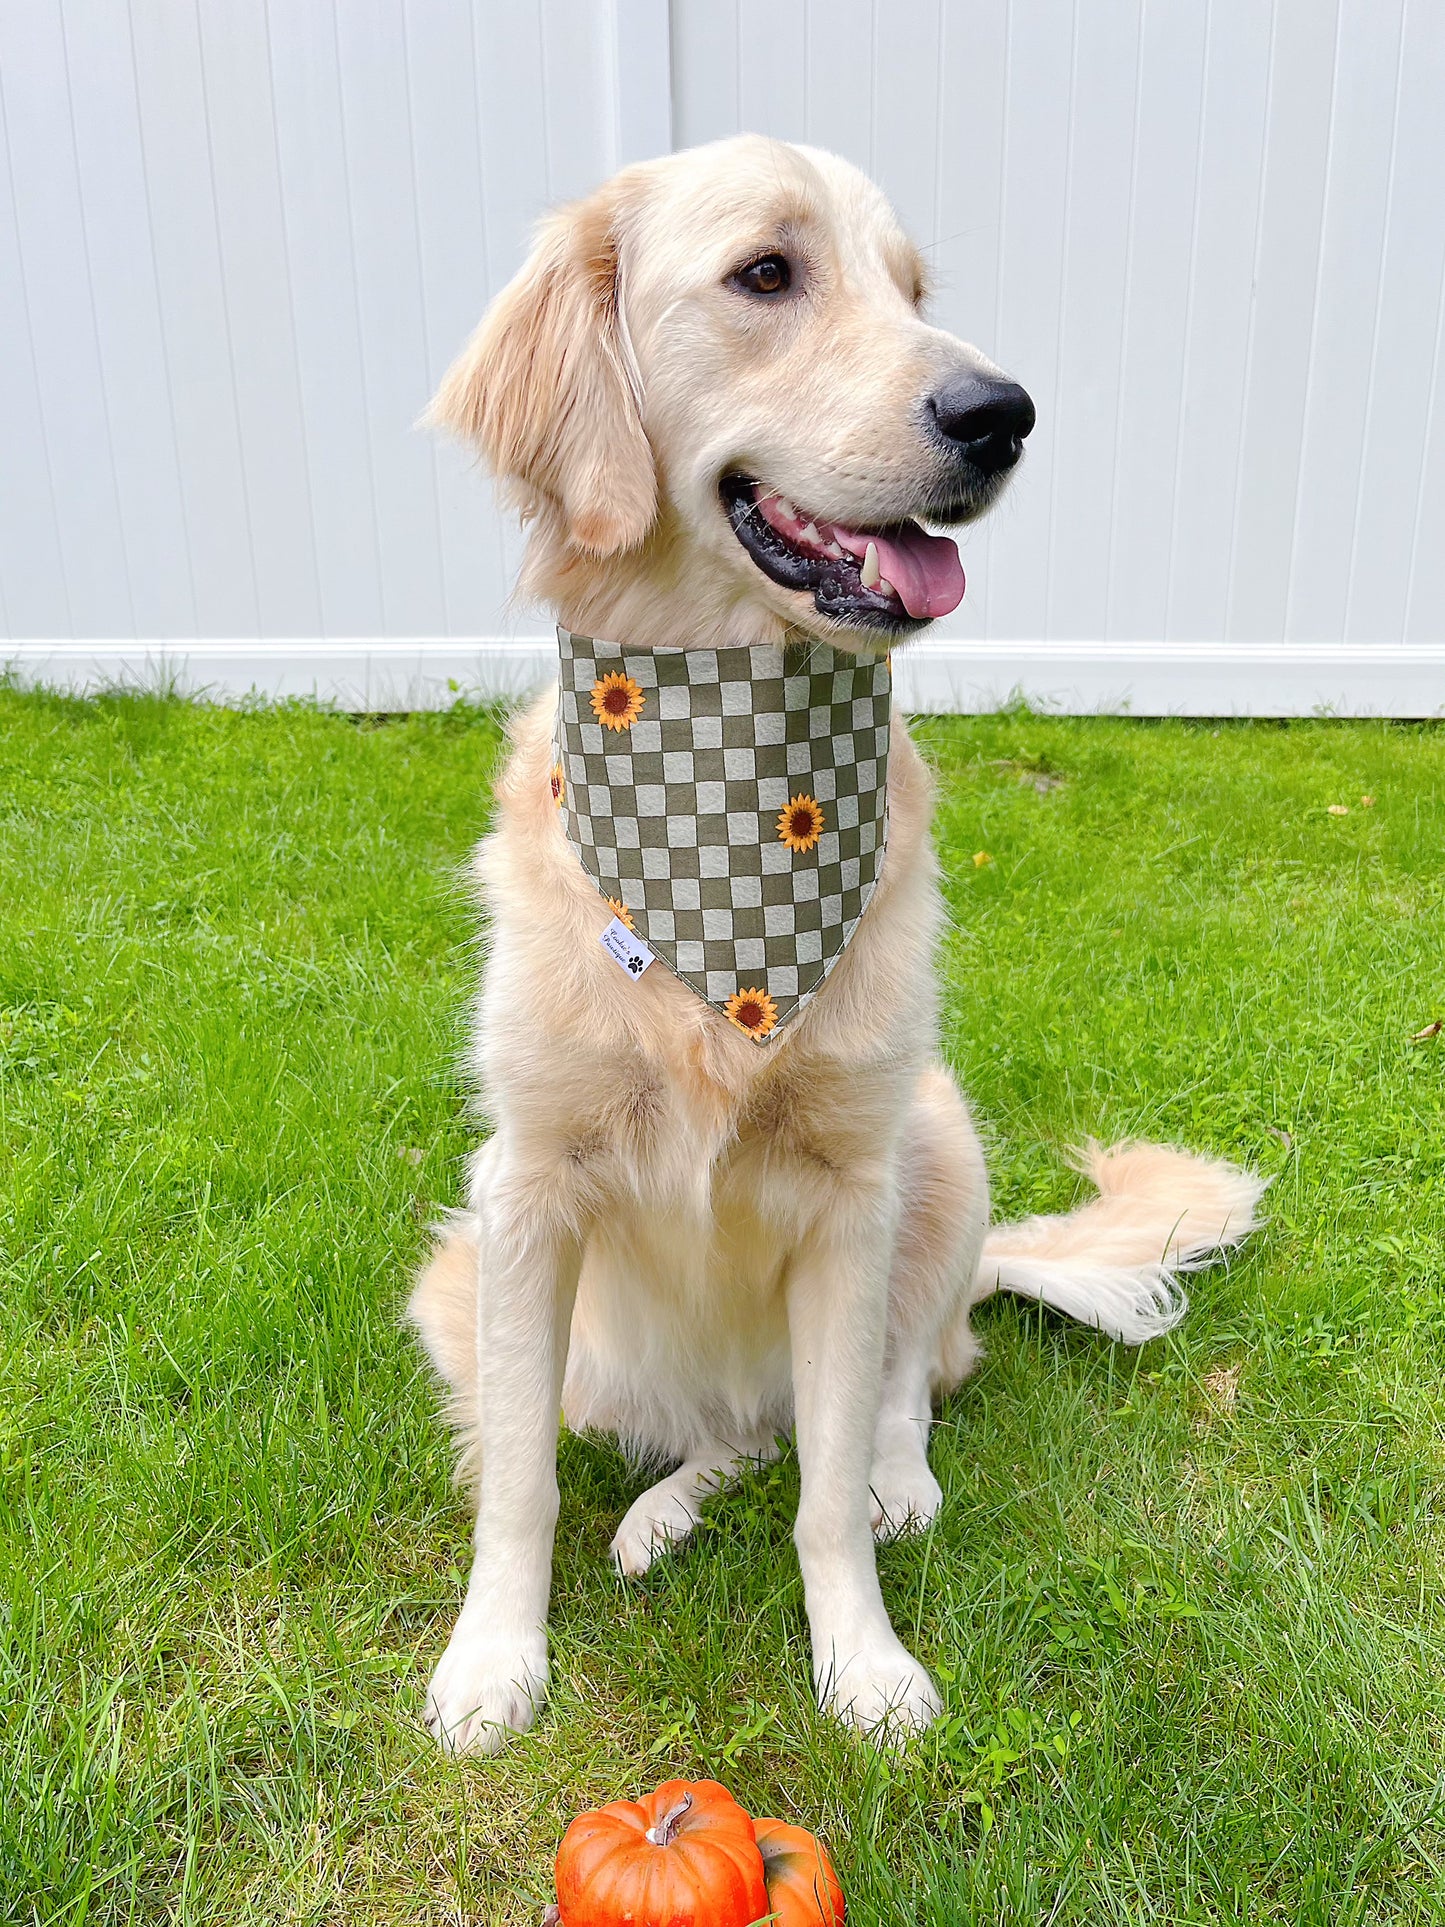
[555, 627, 892, 1036]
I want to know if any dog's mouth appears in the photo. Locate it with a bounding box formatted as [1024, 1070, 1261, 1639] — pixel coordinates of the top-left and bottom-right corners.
[720, 475, 966, 632]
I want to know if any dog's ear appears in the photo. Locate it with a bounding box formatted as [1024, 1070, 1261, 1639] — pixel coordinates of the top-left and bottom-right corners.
[428, 184, 656, 556]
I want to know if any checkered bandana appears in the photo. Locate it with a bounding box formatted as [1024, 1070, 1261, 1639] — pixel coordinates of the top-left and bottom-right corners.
[553, 627, 891, 1041]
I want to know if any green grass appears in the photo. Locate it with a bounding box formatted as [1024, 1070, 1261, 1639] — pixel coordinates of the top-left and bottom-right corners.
[3, 686, 1444, 1925]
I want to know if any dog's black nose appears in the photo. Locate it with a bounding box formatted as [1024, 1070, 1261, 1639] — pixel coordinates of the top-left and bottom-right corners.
[927, 374, 1036, 476]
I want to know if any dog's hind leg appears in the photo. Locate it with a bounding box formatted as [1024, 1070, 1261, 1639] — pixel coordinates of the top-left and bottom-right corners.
[409, 1208, 485, 1487]
[870, 1067, 990, 1540]
[610, 1430, 781, 1577]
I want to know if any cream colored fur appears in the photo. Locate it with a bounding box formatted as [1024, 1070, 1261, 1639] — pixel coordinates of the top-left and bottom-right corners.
[408, 135, 1264, 1756]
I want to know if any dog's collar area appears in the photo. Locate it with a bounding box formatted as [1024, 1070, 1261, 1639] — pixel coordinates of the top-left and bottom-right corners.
[553, 626, 891, 1040]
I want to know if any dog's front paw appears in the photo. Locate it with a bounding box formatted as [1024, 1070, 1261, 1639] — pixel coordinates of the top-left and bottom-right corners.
[610, 1480, 701, 1576]
[815, 1633, 942, 1740]
[424, 1624, 548, 1756]
[868, 1453, 943, 1542]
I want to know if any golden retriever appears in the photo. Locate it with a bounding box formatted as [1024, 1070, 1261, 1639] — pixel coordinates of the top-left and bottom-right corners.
[409, 134, 1262, 1755]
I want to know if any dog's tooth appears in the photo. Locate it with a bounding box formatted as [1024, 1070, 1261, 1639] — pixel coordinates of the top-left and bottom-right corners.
[860, 541, 881, 589]
[775, 496, 797, 522]
[876, 574, 895, 598]
[799, 521, 822, 545]
[825, 541, 846, 559]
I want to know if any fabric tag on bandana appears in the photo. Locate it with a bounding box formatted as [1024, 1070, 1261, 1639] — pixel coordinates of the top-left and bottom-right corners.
[599, 916, 655, 979]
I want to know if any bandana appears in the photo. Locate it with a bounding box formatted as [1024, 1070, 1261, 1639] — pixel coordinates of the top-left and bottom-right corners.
[553, 627, 891, 1041]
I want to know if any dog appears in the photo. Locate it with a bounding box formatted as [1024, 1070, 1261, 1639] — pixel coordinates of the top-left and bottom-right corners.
[409, 134, 1263, 1756]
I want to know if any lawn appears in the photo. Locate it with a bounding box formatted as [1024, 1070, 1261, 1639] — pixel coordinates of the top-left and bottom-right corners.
[3, 684, 1444, 1926]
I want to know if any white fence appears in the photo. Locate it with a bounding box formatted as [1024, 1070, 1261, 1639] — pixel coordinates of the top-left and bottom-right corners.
[4, 0, 1444, 714]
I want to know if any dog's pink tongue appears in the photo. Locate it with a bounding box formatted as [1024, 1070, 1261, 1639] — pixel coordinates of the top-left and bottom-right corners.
[838, 523, 966, 619]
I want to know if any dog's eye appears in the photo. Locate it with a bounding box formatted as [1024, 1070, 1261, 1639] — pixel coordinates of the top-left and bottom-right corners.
[732, 254, 792, 298]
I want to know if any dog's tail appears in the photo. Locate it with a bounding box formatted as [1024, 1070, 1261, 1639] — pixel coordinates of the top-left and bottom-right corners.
[972, 1141, 1266, 1344]
[408, 1216, 483, 1485]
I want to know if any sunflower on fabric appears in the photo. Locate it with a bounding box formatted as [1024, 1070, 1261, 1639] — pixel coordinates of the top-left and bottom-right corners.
[590, 673, 645, 731]
[550, 763, 565, 806]
[725, 987, 779, 1040]
[605, 897, 635, 930]
[777, 793, 825, 852]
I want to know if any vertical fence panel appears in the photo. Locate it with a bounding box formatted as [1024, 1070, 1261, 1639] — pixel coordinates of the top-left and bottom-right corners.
[0, 1, 135, 637]
[331, 0, 447, 636]
[1164, 0, 1273, 646]
[1044, 0, 1141, 644]
[1344, 2, 1445, 647]
[1103, 0, 1209, 645]
[197, 0, 323, 639]
[1285, 0, 1405, 643]
[799, 0, 872, 172]
[62, 0, 197, 640]
[986, 0, 1076, 642]
[266, 3, 386, 635]
[1224, 0, 1339, 644]
[129, 0, 260, 637]
[0, 58, 69, 639]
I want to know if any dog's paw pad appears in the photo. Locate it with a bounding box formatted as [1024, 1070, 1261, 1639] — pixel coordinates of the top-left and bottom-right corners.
[610, 1483, 700, 1577]
[817, 1638, 942, 1740]
[868, 1458, 943, 1542]
[424, 1631, 547, 1756]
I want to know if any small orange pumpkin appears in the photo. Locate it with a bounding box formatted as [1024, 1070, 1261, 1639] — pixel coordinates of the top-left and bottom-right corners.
[752, 1817, 845, 1926]
[553, 1779, 769, 1927]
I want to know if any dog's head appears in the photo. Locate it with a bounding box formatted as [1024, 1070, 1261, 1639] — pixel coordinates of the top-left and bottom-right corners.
[432, 135, 1033, 646]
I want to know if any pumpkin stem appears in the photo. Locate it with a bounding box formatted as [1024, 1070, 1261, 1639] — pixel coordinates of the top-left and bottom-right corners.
[542, 1910, 561, 1927]
[644, 1791, 694, 1848]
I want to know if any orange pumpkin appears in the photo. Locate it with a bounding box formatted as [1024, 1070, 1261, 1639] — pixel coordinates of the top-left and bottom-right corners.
[752, 1817, 845, 1926]
[553, 1779, 769, 1927]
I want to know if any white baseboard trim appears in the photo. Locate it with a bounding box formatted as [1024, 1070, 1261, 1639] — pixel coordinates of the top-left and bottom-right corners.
[899, 639, 1445, 718]
[7, 638, 1444, 718]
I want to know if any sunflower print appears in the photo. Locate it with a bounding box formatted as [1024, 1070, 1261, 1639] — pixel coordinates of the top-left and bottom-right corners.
[777, 792, 825, 853]
[725, 986, 779, 1041]
[550, 763, 565, 807]
[590, 672, 645, 731]
[605, 896, 635, 930]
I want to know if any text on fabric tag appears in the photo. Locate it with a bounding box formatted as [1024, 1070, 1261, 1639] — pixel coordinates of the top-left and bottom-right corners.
[600, 917, 654, 979]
